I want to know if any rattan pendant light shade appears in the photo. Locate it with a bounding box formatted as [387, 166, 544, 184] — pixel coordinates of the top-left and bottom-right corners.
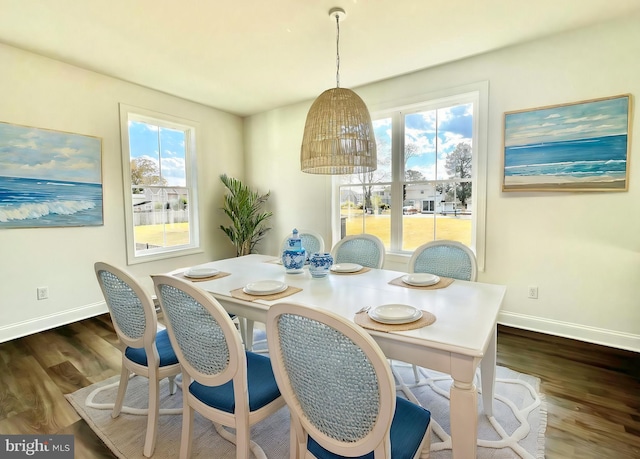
[300, 87, 377, 174]
[300, 7, 377, 175]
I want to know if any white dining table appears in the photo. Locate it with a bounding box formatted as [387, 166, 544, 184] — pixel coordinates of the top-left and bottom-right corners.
[171, 254, 506, 459]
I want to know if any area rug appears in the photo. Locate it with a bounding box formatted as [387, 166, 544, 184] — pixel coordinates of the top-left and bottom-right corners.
[65, 363, 546, 459]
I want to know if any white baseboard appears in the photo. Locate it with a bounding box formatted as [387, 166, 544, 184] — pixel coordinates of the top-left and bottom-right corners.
[0, 301, 108, 344]
[499, 311, 640, 353]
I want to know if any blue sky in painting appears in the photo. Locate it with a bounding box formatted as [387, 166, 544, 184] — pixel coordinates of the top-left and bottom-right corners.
[0, 123, 101, 183]
[505, 96, 629, 147]
[128, 121, 186, 186]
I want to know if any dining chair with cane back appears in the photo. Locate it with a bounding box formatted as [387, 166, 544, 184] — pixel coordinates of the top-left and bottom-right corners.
[330, 233, 385, 269]
[94, 262, 180, 457]
[405, 240, 478, 381]
[152, 274, 285, 459]
[266, 302, 432, 459]
[408, 240, 478, 281]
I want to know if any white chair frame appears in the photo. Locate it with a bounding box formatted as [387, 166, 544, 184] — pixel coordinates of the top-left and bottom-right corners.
[94, 262, 180, 458]
[266, 302, 431, 459]
[152, 275, 286, 459]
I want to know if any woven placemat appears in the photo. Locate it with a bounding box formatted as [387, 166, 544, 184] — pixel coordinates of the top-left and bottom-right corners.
[230, 286, 302, 302]
[330, 266, 372, 276]
[388, 275, 454, 290]
[354, 310, 436, 332]
[174, 271, 232, 282]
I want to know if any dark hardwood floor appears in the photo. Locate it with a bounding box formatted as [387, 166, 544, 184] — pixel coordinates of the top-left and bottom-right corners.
[497, 325, 640, 458]
[0, 316, 638, 458]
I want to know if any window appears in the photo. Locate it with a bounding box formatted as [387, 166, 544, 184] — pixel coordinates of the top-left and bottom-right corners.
[119, 104, 201, 263]
[334, 82, 488, 269]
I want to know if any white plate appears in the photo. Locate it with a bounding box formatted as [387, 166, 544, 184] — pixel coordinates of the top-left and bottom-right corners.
[330, 263, 363, 273]
[402, 273, 440, 286]
[243, 280, 288, 295]
[184, 267, 219, 279]
[368, 304, 423, 324]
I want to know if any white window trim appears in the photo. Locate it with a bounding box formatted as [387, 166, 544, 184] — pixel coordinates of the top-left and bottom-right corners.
[332, 81, 489, 271]
[119, 103, 202, 265]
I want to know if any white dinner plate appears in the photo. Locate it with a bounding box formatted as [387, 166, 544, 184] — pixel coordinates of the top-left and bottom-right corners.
[330, 263, 363, 273]
[184, 267, 219, 279]
[402, 273, 440, 287]
[368, 304, 423, 324]
[243, 280, 288, 295]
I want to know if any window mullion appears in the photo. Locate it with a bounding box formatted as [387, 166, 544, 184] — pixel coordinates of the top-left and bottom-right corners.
[389, 111, 404, 252]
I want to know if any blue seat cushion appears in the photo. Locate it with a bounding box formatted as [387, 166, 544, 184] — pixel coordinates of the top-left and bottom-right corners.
[124, 328, 179, 367]
[307, 397, 431, 459]
[188, 351, 281, 413]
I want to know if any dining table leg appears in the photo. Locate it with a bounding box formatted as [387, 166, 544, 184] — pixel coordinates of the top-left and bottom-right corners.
[244, 319, 254, 351]
[237, 318, 255, 351]
[450, 357, 479, 459]
[480, 325, 497, 417]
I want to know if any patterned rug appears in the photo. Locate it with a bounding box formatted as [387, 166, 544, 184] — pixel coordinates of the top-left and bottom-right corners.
[66, 363, 546, 458]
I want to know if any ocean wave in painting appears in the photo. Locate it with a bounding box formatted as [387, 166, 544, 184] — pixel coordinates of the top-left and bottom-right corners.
[503, 134, 627, 185]
[504, 159, 626, 178]
[0, 175, 103, 227]
[0, 200, 96, 222]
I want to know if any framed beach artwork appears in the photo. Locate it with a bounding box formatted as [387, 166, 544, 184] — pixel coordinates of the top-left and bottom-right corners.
[503, 94, 632, 192]
[0, 121, 103, 228]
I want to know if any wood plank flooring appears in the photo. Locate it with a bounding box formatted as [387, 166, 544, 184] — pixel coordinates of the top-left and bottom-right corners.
[496, 325, 640, 459]
[0, 316, 638, 458]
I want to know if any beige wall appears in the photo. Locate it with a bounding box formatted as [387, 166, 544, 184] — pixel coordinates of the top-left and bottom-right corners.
[0, 43, 242, 341]
[245, 13, 640, 351]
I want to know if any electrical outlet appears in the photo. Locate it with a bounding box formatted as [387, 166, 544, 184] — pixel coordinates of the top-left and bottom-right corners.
[528, 286, 538, 299]
[37, 286, 49, 300]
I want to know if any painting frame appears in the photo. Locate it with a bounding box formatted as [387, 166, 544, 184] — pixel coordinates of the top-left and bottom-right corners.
[0, 121, 103, 228]
[502, 94, 632, 192]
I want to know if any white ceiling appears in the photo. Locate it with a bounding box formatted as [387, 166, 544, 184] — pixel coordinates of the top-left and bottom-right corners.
[2, 0, 640, 117]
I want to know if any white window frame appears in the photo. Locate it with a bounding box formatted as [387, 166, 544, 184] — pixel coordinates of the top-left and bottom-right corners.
[119, 103, 202, 264]
[332, 81, 488, 270]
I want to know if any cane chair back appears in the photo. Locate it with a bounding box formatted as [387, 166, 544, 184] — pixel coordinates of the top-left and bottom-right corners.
[409, 240, 477, 281]
[267, 302, 431, 459]
[152, 275, 284, 459]
[94, 262, 180, 457]
[331, 234, 385, 269]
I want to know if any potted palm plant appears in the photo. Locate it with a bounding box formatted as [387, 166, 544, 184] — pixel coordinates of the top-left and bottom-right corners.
[219, 174, 272, 257]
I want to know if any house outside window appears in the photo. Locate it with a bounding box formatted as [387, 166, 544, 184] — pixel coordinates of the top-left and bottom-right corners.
[334, 82, 488, 268]
[119, 104, 201, 264]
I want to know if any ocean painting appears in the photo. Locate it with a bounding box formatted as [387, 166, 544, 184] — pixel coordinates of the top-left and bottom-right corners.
[0, 122, 103, 228]
[503, 95, 631, 191]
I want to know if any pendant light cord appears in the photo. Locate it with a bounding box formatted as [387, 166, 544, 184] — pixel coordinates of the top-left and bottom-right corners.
[335, 12, 340, 88]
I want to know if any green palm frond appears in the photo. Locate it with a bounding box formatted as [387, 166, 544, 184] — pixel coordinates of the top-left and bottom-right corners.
[219, 174, 272, 257]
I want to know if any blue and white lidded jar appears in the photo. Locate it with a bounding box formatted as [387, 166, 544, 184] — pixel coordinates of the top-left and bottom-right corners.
[282, 228, 306, 274]
[309, 252, 333, 278]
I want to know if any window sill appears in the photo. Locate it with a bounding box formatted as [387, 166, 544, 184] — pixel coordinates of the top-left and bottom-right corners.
[383, 252, 411, 272]
[127, 246, 204, 265]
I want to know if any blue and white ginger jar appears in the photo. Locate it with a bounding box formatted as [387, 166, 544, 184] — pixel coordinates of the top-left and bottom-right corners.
[282, 228, 306, 274]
